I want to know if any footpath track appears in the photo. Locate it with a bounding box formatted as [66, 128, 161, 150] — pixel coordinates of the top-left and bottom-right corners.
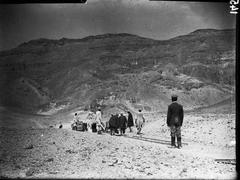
[123, 134, 188, 146]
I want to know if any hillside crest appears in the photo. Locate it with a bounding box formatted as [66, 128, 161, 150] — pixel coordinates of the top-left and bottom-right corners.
[0, 28, 235, 114]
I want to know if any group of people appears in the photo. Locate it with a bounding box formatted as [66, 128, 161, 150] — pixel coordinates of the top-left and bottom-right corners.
[71, 94, 184, 149]
[71, 108, 146, 135]
[107, 109, 145, 136]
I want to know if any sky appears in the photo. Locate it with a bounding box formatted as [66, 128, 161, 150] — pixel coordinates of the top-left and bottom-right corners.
[0, 0, 236, 51]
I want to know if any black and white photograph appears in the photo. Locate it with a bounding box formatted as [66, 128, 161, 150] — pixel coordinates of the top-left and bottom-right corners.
[0, 0, 237, 179]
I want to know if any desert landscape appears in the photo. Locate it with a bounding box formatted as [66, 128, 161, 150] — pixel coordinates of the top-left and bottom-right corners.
[0, 105, 236, 179]
[0, 2, 236, 179]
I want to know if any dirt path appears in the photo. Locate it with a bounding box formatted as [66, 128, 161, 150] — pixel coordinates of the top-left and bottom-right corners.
[123, 134, 235, 160]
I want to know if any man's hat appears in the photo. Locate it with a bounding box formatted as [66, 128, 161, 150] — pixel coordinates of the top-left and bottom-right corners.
[171, 94, 178, 98]
[171, 94, 178, 101]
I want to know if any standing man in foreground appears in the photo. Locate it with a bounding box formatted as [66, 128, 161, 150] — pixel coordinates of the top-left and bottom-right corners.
[167, 94, 184, 148]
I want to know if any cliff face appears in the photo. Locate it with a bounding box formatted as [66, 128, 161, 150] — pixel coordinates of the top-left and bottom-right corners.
[0, 29, 235, 113]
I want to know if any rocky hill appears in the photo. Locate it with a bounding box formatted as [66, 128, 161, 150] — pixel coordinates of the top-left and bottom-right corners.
[0, 29, 235, 114]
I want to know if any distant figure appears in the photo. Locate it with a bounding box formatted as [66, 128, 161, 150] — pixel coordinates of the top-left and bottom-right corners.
[91, 122, 97, 133]
[167, 94, 184, 148]
[87, 111, 96, 132]
[105, 115, 111, 133]
[71, 112, 88, 131]
[73, 113, 79, 123]
[135, 109, 145, 135]
[59, 122, 63, 129]
[118, 113, 122, 134]
[96, 107, 105, 134]
[109, 114, 118, 135]
[71, 113, 79, 130]
[115, 113, 120, 134]
[127, 111, 134, 132]
[119, 113, 127, 135]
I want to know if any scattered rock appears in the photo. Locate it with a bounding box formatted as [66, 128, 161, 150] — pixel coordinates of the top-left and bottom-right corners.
[25, 168, 36, 177]
[113, 159, 118, 164]
[135, 163, 141, 167]
[14, 164, 21, 169]
[164, 164, 169, 167]
[65, 149, 77, 154]
[45, 158, 54, 162]
[24, 144, 34, 149]
[49, 171, 58, 174]
[144, 166, 151, 169]
[147, 172, 153, 176]
[124, 164, 132, 169]
[138, 168, 145, 172]
[0, 175, 11, 179]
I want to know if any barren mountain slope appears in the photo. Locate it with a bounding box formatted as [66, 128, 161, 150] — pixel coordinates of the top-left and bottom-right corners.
[0, 29, 235, 113]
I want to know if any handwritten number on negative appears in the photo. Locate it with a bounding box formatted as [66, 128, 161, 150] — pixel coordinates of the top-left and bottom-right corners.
[230, 0, 239, 14]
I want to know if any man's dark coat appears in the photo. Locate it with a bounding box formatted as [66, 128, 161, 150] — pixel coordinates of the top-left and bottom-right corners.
[109, 114, 119, 129]
[127, 112, 134, 127]
[167, 102, 184, 127]
[119, 115, 127, 129]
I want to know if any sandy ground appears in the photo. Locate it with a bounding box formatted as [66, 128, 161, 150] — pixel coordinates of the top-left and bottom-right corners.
[0, 107, 236, 179]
